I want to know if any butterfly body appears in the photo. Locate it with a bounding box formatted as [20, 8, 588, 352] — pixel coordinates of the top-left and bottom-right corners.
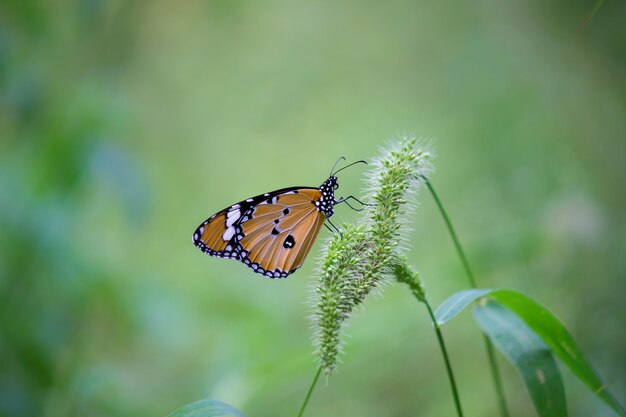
[193, 176, 339, 278]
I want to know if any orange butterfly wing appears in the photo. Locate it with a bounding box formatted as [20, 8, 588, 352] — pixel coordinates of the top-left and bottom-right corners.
[193, 188, 326, 278]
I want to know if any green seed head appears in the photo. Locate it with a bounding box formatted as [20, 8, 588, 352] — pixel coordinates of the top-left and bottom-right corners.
[312, 136, 432, 374]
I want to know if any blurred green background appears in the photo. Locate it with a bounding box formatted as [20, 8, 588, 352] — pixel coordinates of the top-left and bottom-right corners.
[1, 1, 625, 416]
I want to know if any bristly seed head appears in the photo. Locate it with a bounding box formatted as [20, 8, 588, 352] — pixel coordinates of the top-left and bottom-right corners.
[312, 136, 433, 375]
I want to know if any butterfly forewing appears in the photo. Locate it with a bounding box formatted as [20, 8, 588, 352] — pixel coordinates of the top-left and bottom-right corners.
[193, 187, 327, 278]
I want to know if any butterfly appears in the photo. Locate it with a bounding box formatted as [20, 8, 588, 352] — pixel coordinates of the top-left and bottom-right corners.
[192, 158, 367, 278]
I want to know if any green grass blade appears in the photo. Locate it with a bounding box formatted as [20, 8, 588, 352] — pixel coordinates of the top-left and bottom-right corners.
[490, 290, 626, 416]
[434, 289, 493, 325]
[473, 301, 568, 417]
[580, 0, 606, 29]
[167, 399, 246, 417]
[434, 288, 625, 416]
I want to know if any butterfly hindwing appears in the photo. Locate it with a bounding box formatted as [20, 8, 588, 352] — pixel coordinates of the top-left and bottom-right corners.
[194, 211, 231, 255]
[193, 187, 326, 278]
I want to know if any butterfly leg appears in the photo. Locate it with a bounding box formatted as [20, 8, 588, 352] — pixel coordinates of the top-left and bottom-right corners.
[335, 195, 375, 211]
[325, 219, 342, 236]
[340, 199, 364, 212]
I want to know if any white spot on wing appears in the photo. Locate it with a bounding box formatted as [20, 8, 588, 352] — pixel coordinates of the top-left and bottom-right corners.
[222, 227, 236, 241]
[226, 209, 240, 227]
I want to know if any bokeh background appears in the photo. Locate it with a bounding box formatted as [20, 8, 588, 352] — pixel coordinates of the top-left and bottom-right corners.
[1, 1, 625, 416]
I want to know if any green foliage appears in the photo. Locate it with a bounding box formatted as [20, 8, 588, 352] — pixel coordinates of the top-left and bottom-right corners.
[581, 0, 607, 28]
[473, 301, 568, 417]
[167, 399, 245, 417]
[435, 289, 492, 324]
[436, 289, 626, 416]
[491, 290, 626, 416]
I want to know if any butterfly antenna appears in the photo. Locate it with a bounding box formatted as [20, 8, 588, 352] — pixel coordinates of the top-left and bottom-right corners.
[332, 160, 368, 176]
[329, 156, 346, 178]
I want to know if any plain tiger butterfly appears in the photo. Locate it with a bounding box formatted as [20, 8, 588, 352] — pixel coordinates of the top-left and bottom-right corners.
[192, 158, 367, 278]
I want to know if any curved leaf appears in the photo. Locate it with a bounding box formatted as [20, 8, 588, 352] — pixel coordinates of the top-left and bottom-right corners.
[434, 288, 625, 416]
[434, 288, 493, 324]
[473, 301, 567, 417]
[167, 399, 246, 417]
[490, 290, 625, 416]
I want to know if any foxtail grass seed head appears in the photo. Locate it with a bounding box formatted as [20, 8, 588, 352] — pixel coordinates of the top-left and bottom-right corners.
[314, 224, 369, 374]
[313, 136, 432, 374]
[394, 257, 426, 303]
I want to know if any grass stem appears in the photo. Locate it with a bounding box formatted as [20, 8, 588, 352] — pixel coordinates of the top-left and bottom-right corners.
[296, 366, 322, 417]
[424, 299, 464, 417]
[484, 336, 509, 417]
[421, 176, 510, 417]
[421, 176, 476, 288]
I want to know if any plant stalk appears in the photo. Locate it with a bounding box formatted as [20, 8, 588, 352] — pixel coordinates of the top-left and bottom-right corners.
[421, 177, 476, 288]
[484, 337, 509, 417]
[424, 299, 464, 417]
[296, 366, 322, 417]
[422, 176, 510, 417]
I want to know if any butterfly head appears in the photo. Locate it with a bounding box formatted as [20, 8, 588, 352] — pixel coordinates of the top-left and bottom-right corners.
[317, 176, 339, 217]
[317, 159, 368, 218]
